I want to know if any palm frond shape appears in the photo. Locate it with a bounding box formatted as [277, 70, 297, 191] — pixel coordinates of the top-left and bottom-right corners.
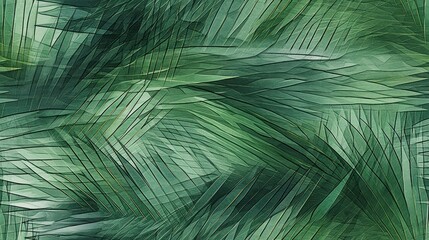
[1, 0, 429, 239]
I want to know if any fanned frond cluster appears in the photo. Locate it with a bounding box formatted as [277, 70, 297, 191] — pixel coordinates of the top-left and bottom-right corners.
[1, 0, 429, 239]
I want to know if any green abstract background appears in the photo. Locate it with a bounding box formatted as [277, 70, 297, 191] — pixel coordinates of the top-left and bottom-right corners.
[1, 0, 429, 239]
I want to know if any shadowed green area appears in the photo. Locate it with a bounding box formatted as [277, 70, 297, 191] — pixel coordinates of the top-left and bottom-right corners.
[1, 0, 429, 239]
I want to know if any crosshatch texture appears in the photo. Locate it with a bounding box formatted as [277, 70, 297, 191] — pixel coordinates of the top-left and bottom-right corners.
[0, 0, 429, 239]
